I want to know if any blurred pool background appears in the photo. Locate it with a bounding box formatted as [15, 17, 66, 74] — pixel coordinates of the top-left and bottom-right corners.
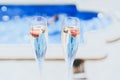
[0, 5, 111, 44]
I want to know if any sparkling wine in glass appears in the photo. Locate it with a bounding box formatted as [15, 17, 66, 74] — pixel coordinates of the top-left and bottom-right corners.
[30, 16, 48, 77]
[62, 17, 80, 80]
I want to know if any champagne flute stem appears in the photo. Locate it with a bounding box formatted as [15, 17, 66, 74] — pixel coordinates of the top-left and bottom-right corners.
[37, 58, 44, 80]
[68, 67, 73, 80]
[67, 60, 74, 80]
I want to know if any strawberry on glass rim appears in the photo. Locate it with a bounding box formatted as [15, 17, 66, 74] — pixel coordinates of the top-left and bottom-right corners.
[30, 28, 41, 38]
[70, 29, 80, 37]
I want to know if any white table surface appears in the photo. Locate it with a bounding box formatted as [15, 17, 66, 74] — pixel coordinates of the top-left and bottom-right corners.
[0, 60, 87, 80]
[0, 45, 120, 80]
[84, 40, 120, 80]
[0, 38, 120, 80]
[0, 60, 63, 80]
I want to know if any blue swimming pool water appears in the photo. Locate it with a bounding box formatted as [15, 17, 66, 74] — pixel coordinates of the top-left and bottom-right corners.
[0, 5, 111, 44]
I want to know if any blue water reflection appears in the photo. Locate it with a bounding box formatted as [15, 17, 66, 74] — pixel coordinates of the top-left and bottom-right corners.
[0, 5, 111, 44]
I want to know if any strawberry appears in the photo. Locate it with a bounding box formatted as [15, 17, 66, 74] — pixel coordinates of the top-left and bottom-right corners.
[70, 29, 80, 37]
[30, 28, 40, 38]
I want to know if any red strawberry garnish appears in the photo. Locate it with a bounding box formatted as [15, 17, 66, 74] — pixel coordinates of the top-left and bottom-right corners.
[70, 29, 80, 37]
[30, 28, 40, 38]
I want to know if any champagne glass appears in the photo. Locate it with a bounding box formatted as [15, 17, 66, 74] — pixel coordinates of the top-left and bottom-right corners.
[62, 17, 80, 80]
[30, 16, 48, 78]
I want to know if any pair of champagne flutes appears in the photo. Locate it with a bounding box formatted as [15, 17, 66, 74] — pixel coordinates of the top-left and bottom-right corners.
[30, 16, 80, 80]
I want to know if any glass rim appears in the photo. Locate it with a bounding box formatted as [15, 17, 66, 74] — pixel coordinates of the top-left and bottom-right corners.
[63, 16, 80, 21]
[32, 16, 47, 21]
[30, 16, 47, 27]
[62, 16, 80, 27]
